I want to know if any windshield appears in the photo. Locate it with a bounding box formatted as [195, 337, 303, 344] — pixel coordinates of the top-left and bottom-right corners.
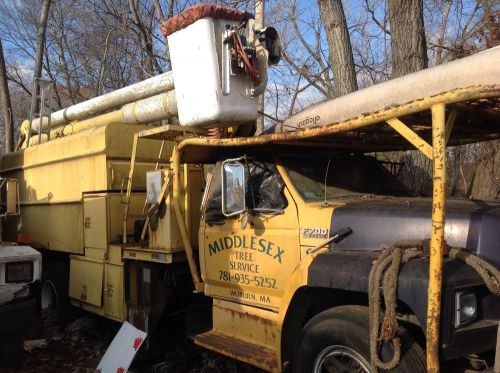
[281, 155, 410, 202]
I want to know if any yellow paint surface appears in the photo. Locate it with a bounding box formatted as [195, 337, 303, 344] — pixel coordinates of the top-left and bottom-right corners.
[69, 256, 104, 307]
[0, 123, 165, 253]
[212, 299, 279, 349]
[104, 263, 125, 321]
[201, 188, 300, 310]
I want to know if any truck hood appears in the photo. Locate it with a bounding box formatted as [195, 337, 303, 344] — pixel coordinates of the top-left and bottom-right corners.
[330, 197, 500, 266]
[0, 244, 41, 262]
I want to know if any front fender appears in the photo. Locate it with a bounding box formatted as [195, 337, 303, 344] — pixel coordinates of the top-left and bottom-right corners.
[307, 251, 483, 330]
[275, 248, 328, 367]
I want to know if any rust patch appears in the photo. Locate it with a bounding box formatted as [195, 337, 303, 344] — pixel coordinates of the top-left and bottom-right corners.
[161, 4, 252, 37]
[195, 330, 279, 372]
[225, 306, 276, 329]
[176, 85, 500, 163]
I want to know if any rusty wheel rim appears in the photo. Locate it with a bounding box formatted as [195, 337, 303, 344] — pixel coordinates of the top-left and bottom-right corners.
[313, 345, 372, 373]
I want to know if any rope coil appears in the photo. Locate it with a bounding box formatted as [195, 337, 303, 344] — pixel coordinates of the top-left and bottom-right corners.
[368, 241, 500, 371]
[449, 248, 500, 296]
[368, 241, 422, 371]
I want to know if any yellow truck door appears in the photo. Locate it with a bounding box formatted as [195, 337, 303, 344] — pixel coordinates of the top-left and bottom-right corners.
[201, 165, 300, 310]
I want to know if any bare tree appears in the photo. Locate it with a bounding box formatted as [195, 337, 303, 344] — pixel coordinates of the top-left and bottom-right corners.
[317, 0, 358, 96]
[152, 0, 165, 22]
[0, 39, 14, 153]
[388, 0, 428, 77]
[128, 0, 162, 77]
[33, 0, 52, 109]
[434, 0, 452, 65]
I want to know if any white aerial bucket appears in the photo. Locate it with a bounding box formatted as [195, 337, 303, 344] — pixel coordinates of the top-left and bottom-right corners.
[163, 4, 258, 127]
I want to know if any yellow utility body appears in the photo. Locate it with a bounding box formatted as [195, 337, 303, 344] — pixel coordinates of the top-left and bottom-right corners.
[0, 122, 202, 321]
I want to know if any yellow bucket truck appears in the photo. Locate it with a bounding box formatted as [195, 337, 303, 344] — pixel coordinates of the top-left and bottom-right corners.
[1, 4, 500, 372]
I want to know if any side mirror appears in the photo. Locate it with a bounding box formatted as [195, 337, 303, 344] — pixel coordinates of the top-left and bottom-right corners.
[221, 160, 246, 216]
[0, 178, 20, 217]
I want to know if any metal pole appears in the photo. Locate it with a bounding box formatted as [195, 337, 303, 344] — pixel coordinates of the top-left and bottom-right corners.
[123, 133, 139, 245]
[426, 103, 446, 373]
[172, 145, 204, 293]
[255, 0, 265, 134]
[38, 82, 44, 145]
[27, 79, 37, 148]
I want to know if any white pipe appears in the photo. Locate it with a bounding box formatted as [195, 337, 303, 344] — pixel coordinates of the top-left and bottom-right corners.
[25, 91, 178, 146]
[122, 90, 178, 124]
[31, 71, 174, 131]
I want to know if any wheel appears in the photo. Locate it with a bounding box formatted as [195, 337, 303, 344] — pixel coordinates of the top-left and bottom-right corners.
[293, 305, 425, 373]
[41, 261, 73, 324]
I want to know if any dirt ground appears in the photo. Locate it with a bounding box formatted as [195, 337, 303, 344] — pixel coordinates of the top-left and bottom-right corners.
[17, 311, 263, 373]
[12, 310, 489, 373]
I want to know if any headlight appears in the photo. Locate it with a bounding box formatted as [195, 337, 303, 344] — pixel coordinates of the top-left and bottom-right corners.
[455, 290, 477, 328]
[5, 261, 34, 283]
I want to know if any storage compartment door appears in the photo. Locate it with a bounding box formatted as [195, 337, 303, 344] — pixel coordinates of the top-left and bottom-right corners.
[104, 263, 125, 321]
[69, 256, 104, 307]
[83, 195, 108, 249]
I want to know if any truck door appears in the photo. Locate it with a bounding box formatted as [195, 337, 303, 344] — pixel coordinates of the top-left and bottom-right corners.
[200, 160, 300, 310]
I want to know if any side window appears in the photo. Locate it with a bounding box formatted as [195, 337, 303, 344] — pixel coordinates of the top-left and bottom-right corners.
[246, 161, 287, 210]
[203, 160, 287, 224]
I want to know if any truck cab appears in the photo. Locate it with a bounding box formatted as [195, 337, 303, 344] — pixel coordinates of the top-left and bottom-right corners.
[200, 153, 409, 309]
[185, 147, 500, 372]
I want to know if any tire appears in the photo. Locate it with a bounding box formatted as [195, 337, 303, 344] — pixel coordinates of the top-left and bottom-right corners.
[293, 305, 425, 373]
[41, 261, 74, 324]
